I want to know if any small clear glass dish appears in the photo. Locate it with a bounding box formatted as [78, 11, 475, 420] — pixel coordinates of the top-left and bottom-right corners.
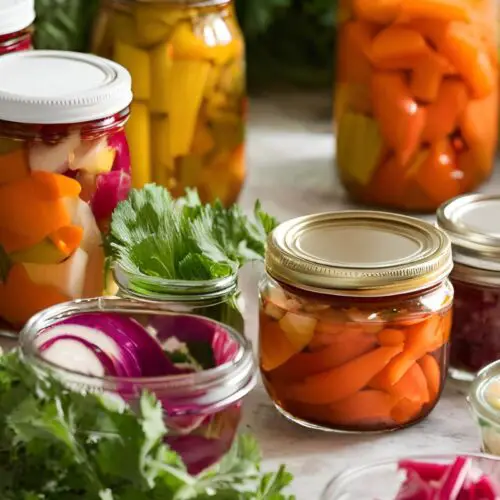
[321, 453, 500, 500]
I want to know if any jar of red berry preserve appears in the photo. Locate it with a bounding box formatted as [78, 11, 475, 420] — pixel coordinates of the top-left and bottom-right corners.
[0, 50, 133, 331]
[0, 0, 35, 55]
[437, 194, 500, 382]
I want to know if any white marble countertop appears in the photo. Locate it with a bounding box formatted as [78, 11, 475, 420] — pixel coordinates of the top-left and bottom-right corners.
[237, 92, 500, 498]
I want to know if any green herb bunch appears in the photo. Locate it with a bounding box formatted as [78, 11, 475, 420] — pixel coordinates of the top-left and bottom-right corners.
[107, 184, 278, 282]
[0, 350, 294, 499]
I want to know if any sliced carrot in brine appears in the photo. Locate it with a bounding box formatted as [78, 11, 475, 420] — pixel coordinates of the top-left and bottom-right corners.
[398, 0, 472, 23]
[260, 315, 302, 372]
[391, 397, 424, 424]
[369, 27, 429, 70]
[271, 330, 377, 382]
[418, 354, 441, 401]
[436, 22, 495, 99]
[0, 264, 69, 327]
[31, 171, 81, 199]
[421, 79, 468, 143]
[371, 71, 426, 167]
[49, 225, 84, 257]
[353, 0, 402, 24]
[378, 328, 406, 346]
[286, 344, 403, 405]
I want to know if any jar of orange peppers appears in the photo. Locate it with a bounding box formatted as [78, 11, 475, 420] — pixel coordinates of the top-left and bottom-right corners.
[92, 0, 246, 205]
[0, 0, 35, 55]
[335, 0, 498, 212]
[0, 50, 133, 331]
[259, 211, 454, 432]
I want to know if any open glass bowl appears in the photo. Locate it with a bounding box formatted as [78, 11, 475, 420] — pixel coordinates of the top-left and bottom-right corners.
[19, 296, 257, 474]
[321, 453, 500, 499]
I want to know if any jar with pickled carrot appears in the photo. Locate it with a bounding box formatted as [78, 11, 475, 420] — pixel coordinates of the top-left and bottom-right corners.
[335, 0, 498, 212]
[92, 0, 246, 205]
[259, 211, 454, 433]
[0, 0, 35, 55]
[0, 50, 133, 331]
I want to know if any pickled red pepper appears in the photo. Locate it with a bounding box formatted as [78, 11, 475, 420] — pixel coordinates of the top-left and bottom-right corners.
[336, 0, 498, 212]
[260, 292, 450, 430]
[94, 1, 246, 205]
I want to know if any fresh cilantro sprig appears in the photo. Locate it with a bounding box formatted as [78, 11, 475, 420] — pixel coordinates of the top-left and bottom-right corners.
[107, 184, 278, 282]
[0, 350, 295, 499]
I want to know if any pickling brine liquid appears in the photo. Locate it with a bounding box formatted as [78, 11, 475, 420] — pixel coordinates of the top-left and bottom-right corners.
[335, 0, 498, 212]
[93, 0, 246, 205]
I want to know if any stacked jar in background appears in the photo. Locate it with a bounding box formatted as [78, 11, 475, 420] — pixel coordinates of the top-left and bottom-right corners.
[0, 50, 133, 328]
[0, 0, 35, 55]
[92, 0, 246, 205]
[335, 0, 499, 212]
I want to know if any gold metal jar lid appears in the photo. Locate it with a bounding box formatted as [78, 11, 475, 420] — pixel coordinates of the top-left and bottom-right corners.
[266, 211, 453, 297]
[437, 194, 500, 273]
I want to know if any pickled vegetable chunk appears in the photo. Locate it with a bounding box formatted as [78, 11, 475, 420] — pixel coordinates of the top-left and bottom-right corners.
[260, 279, 452, 432]
[335, 0, 498, 212]
[93, 2, 246, 205]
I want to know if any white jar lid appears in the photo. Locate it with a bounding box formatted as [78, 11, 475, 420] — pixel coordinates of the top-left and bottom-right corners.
[0, 0, 35, 36]
[0, 51, 133, 125]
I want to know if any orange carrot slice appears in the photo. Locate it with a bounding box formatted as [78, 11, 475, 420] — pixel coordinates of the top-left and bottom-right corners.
[336, 21, 377, 84]
[0, 228, 43, 254]
[436, 22, 495, 98]
[378, 328, 406, 346]
[418, 354, 441, 401]
[352, 0, 402, 24]
[369, 27, 429, 70]
[413, 140, 461, 205]
[0, 264, 69, 327]
[0, 147, 30, 186]
[327, 390, 398, 426]
[271, 330, 377, 382]
[391, 397, 424, 425]
[370, 362, 430, 404]
[260, 315, 301, 372]
[49, 225, 84, 257]
[31, 171, 81, 199]
[286, 344, 403, 405]
[374, 315, 444, 386]
[398, 0, 472, 23]
[371, 71, 426, 166]
[0, 176, 73, 242]
[421, 79, 468, 143]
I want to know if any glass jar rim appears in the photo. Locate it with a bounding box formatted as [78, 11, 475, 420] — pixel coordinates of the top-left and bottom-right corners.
[451, 263, 500, 288]
[19, 297, 256, 415]
[113, 262, 238, 300]
[468, 360, 500, 428]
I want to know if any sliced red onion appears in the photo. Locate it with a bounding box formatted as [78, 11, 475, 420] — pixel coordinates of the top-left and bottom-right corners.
[90, 170, 131, 222]
[108, 131, 131, 175]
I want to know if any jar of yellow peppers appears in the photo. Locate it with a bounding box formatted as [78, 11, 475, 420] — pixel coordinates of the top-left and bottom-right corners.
[92, 0, 246, 206]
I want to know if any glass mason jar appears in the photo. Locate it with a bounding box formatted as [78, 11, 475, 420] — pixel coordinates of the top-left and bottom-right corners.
[0, 0, 35, 55]
[468, 360, 500, 456]
[114, 264, 245, 334]
[335, 0, 499, 212]
[92, 0, 246, 205]
[0, 50, 133, 330]
[19, 296, 256, 474]
[259, 211, 454, 433]
[437, 194, 500, 381]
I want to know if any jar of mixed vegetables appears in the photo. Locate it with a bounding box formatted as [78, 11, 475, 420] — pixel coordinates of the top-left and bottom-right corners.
[92, 0, 246, 205]
[335, 0, 498, 212]
[437, 194, 500, 381]
[20, 297, 256, 474]
[0, 50, 133, 329]
[259, 211, 454, 432]
[0, 0, 35, 55]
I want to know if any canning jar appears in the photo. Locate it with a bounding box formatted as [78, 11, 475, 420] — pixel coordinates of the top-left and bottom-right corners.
[335, 0, 498, 212]
[468, 360, 500, 456]
[259, 211, 454, 432]
[437, 194, 500, 381]
[92, 0, 246, 205]
[19, 296, 256, 474]
[114, 263, 245, 334]
[0, 50, 133, 329]
[0, 0, 35, 55]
